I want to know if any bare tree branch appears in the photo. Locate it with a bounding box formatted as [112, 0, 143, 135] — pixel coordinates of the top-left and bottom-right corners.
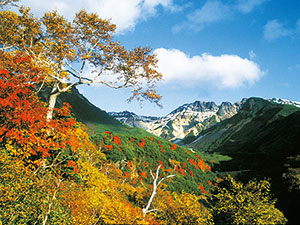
[143, 164, 175, 215]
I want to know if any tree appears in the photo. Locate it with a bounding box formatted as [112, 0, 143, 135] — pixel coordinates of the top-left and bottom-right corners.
[0, 0, 19, 8]
[0, 8, 162, 120]
[143, 164, 175, 215]
[158, 191, 213, 225]
[212, 175, 287, 225]
[0, 51, 80, 164]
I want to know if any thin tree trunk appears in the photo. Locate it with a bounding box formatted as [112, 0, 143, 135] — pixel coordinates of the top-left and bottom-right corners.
[46, 92, 59, 121]
[42, 179, 62, 225]
[143, 165, 175, 215]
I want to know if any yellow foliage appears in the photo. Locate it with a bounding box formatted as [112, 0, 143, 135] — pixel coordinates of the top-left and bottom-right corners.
[0, 151, 70, 224]
[65, 160, 153, 224]
[157, 191, 214, 225]
[212, 175, 287, 225]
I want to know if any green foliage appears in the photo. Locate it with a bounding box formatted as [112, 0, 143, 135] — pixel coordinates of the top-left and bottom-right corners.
[91, 130, 227, 196]
[212, 175, 287, 225]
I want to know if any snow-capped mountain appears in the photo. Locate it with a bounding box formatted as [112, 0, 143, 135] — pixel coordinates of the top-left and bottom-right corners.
[108, 111, 160, 130]
[109, 100, 241, 141]
[269, 98, 300, 108]
[110, 98, 300, 142]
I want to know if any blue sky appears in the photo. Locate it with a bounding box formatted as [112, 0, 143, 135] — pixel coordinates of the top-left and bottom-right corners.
[15, 0, 300, 116]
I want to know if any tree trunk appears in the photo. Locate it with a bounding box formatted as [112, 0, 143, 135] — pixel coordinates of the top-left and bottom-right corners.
[46, 91, 59, 121]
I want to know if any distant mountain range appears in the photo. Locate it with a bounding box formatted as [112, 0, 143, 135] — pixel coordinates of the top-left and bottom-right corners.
[109, 98, 300, 143]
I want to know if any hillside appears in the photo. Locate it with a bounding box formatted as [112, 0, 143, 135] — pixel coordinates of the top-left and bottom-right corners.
[1, 75, 289, 224]
[41, 87, 297, 223]
[49, 86, 231, 194]
[187, 97, 300, 224]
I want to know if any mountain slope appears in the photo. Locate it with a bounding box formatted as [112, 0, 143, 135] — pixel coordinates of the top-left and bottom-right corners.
[187, 97, 300, 224]
[42, 88, 230, 196]
[110, 100, 241, 142]
[188, 97, 300, 153]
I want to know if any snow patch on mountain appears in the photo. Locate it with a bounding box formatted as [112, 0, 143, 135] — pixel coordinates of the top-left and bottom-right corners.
[109, 100, 241, 141]
[269, 98, 300, 108]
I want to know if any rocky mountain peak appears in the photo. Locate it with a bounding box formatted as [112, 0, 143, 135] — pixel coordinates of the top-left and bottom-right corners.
[269, 98, 300, 108]
[109, 100, 241, 141]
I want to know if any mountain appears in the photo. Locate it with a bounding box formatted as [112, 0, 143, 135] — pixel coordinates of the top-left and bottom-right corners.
[108, 111, 160, 129]
[187, 97, 300, 153]
[39, 86, 158, 137]
[42, 87, 300, 223]
[269, 97, 300, 108]
[109, 100, 241, 142]
[187, 97, 300, 224]
[40, 87, 229, 197]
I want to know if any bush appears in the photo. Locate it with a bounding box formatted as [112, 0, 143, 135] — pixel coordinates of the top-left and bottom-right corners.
[212, 175, 287, 225]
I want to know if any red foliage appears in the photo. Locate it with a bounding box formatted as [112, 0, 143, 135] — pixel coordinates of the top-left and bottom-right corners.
[189, 170, 194, 177]
[105, 145, 113, 150]
[170, 143, 177, 150]
[158, 160, 164, 169]
[198, 185, 206, 194]
[124, 172, 131, 178]
[126, 161, 133, 168]
[0, 51, 79, 162]
[165, 168, 171, 173]
[206, 165, 211, 172]
[113, 135, 121, 145]
[68, 160, 79, 173]
[160, 145, 165, 153]
[140, 171, 147, 179]
[138, 139, 146, 148]
[179, 167, 185, 175]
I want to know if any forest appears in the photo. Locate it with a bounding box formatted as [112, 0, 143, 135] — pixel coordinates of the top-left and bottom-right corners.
[0, 1, 289, 224]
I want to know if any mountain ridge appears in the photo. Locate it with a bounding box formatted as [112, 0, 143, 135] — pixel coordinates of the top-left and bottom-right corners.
[109, 100, 242, 142]
[109, 97, 300, 143]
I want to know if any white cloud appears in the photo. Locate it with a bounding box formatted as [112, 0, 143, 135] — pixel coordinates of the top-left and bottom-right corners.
[18, 0, 180, 33]
[235, 0, 268, 14]
[249, 50, 256, 59]
[173, 0, 231, 32]
[154, 48, 265, 88]
[173, 0, 268, 33]
[186, 1, 230, 25]
[263, 20, 291, 40]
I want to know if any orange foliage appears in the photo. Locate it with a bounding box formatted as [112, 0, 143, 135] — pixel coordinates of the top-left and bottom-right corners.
[160, 145, 165, 153]
[170, 143, 177, 150]
[113, 135, 121, 145]
[105, 145, 113, 150]
[140, 171, 147, 179]
[138, 139, 146, 148]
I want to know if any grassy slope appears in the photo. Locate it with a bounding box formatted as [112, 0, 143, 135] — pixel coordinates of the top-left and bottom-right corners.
[55, 86, 230, 195]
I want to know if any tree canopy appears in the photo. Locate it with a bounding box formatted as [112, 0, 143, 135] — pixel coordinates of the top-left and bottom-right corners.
[0, 7, 162, 119]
